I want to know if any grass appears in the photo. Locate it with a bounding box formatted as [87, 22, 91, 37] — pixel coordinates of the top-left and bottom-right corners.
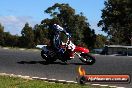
[0, 76, 109, 88]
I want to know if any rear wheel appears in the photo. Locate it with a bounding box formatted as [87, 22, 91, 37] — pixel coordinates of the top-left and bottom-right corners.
[80, 53, 95, 65]
[41, 50, 57, 63]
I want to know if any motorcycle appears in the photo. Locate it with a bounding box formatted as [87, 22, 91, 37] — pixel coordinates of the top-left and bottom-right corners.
[38, 35, 95, 65]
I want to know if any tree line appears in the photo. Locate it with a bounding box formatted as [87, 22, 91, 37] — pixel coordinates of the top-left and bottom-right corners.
[4, 0, 132, 49]
[98, 0, 132, 45]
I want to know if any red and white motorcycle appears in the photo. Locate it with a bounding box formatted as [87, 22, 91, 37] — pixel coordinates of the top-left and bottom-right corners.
[38, 36, 95, 64]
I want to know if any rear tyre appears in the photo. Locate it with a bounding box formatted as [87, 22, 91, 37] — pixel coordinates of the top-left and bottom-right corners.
[80, 53, 95, 65]
[41, 50, 57, 63]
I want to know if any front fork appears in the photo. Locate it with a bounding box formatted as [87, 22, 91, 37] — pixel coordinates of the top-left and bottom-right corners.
[75, 52, 81, 57]
[75, 52, 88, 62]
[75, 52, 84, 61]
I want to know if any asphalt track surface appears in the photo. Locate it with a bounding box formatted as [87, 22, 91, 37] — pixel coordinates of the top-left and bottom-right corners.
[0, 48, 132, 88]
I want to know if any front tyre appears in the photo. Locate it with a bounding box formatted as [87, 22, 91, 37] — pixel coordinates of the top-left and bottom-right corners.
[79, 53, 95, 65]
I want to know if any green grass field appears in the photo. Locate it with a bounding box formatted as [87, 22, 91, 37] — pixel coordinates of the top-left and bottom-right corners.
[0, 76, 109, 88]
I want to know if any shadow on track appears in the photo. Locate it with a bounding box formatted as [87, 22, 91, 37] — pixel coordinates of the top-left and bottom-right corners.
[17, 61, 88, 65]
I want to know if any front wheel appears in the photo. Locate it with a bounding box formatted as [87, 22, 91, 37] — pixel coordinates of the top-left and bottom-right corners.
[79, 53, 95, 65]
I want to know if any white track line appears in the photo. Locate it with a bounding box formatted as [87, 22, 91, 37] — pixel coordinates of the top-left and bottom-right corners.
[3, 47, 9, 50]
[91, 84, 100, 86]
[99, 85, 109, 87]
[0, 72, 126, 88]
[109, 86, 117, 88]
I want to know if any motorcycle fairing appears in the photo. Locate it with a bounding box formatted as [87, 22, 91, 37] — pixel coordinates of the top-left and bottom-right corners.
[74, 46, 89, 53]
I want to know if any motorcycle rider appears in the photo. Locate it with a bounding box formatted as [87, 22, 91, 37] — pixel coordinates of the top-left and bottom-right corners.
[52, 24, 69, 51]
[52, 24, 75, 62]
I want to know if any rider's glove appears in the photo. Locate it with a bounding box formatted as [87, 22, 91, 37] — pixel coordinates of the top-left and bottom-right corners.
[66, 33, 69, 36]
